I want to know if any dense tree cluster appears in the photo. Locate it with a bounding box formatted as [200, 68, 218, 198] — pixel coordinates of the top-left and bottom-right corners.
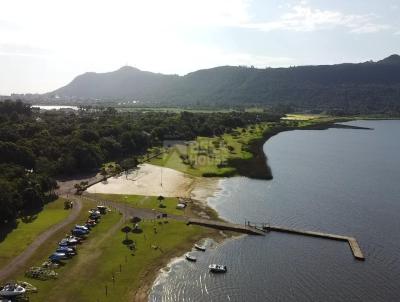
[0, 100, 281, 224]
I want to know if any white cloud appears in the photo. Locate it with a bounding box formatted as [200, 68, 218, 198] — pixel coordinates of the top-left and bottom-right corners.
[240, 2, 391, 34]
[350, 24, 391, 34]
[0, 0, 397, 94]
[0, 44, 49, 57]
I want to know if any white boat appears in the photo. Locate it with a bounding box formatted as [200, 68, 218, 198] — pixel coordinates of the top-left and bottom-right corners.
[194, 244, 206, 251]
[185, 253, 197, 262]
[209, 264, 227, 273]
[0, 283, 26, 297]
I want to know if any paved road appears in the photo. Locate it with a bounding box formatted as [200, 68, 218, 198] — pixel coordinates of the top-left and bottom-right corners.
[0, 197, 82, 282]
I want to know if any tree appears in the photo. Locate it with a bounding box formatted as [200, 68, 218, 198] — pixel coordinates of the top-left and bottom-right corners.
[100, 167, 107, 180]
[120, 157, 138, 171]
[121, 226, 132, 243]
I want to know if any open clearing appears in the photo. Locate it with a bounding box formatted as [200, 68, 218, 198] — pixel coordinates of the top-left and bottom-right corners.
[149, 123, 270, 177]
[21, 210, 209, 302]
[88, 193, 185, 216]
[87, 163, 195, 198]
[0, 198, 70, 270]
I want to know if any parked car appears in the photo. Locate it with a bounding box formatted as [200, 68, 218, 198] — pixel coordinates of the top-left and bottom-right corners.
[59, 239, 77, 247]
[71, 228, 88, 237]
[96, 205, 108, 215]
[56, 247, 76, 256]
[75, 225, 90, 232]
[49, 252, 69, 262]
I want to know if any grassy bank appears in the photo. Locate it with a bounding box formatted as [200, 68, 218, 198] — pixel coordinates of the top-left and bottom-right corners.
[149, 123, 271, 178]
[0, 198, 70, 270]
[23, 212, 214, 302]
[3, 200, 96, 282]
[148, 114, 353, 180]
[88, 193, 184, 216]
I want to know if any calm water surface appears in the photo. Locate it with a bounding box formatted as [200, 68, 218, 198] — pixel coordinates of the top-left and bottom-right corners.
[32, 105, 78, 110]
[150, 120, 400, 302]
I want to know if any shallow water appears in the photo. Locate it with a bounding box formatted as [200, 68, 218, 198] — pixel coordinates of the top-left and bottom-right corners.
[149, 120, 400, 302]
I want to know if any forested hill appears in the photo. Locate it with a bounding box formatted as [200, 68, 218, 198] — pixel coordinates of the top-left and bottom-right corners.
[50, 55, 400, 114]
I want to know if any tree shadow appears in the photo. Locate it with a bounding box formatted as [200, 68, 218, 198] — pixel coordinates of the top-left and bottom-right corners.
[122, 239, 134, 245]
[0, 220, 18, 244]
[20, 206, 43, 224]
[20, 215, 39, 223]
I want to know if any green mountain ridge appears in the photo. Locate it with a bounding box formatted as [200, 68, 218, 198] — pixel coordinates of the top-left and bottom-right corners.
[49, 55, 400, 114]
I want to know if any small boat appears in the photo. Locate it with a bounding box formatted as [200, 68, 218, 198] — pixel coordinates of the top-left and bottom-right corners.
[0, 283, 26, 297]
[209, 264, 227, 273]
[194, 244, 206, 251]
[185, 253, 197, 262]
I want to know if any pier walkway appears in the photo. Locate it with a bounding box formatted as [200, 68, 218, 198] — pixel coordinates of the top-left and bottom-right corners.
[187, 218, 364, 261]
[262, 224, 365, 261]
[187, 218, 265, 235]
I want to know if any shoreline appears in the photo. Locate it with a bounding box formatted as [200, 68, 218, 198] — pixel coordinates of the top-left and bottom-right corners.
[87, 163, 222, 201]
[139, 118, 375, 300]
[147, 233, 246, 300]
[59, 118, 371, 301]
[133, 229, 228, 301]
[130, 121, 332, 300]
[230, 118, 374, 181]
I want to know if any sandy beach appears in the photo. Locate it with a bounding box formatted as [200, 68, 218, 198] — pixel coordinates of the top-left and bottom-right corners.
[87, 163, 221, 200]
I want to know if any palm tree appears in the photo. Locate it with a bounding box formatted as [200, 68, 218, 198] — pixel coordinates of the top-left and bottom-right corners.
[157, 195, 165, 208]
[121, 226, 132, 241]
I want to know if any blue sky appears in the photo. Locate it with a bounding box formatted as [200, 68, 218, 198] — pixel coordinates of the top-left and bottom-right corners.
[0, 0, 399, 94]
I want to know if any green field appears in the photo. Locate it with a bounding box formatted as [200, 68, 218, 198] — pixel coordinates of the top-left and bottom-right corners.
[23, 211, 208, 301]
[88, 193, 185, 216]
[149, 123, 270, 177]
[0, 198, 70, 269]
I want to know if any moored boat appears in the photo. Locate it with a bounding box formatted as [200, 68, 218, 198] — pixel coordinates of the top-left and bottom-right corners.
[209, 264, 227, 273]
[194, 244, 206, 251]
[185, 253, 197, 262]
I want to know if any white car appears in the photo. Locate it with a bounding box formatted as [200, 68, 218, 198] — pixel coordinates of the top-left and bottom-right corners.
[75, 225, 89, 231]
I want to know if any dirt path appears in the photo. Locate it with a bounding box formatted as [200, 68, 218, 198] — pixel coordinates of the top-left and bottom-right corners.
[0, 196, 83, 282]
[48, 211, 126, 302]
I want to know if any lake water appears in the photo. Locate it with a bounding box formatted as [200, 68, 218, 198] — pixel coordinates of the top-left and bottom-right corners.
[149, 120, 400, 302]
[31, 105, 79, 110]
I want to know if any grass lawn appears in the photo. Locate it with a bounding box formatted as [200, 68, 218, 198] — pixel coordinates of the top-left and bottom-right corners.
[281, 113, 329, 121]
[89, 193, 185, 216]
[0, 198, 70, 269]
[149, 123, 271, 177]
[3, 199, 97, 282]
[23, 212, 210, 302]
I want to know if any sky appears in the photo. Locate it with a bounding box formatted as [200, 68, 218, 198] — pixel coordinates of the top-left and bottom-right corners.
[0, 0, 399, 95]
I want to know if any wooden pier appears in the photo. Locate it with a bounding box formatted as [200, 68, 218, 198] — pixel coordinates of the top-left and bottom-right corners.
[187, 218, 265, 235]
[187, 218, 365, 261]
[259, 224, 365, 261]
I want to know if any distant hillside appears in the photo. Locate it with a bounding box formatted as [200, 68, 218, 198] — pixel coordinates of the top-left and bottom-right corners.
[50, 55, 400, 114]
